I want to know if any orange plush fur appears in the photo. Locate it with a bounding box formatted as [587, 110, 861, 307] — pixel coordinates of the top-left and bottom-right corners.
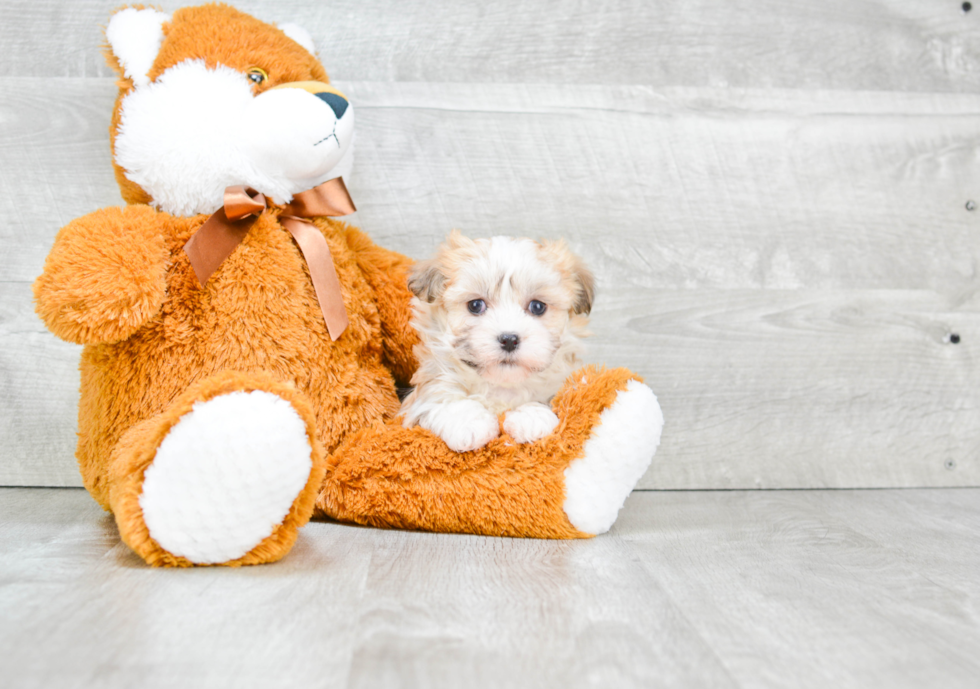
[319, 365, 644, 539]
[33, 3, 660, 567]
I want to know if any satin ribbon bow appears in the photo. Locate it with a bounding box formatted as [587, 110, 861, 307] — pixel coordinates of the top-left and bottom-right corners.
[183, 178, 356, 341]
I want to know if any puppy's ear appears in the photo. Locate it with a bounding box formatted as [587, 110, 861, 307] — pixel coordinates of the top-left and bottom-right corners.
[570, 258, 595, 315]
[539, 239, 595, 315]
[408, 259, 446, 303]
[446, 228, 476, 251]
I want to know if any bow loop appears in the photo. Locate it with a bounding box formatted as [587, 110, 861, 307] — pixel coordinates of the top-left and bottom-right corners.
[223, 186, 267, 221]
[284, 177, 356, 217]
[182, 178, 355, 341]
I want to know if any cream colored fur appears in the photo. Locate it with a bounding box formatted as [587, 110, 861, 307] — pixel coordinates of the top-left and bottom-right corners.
[401, 231, 594, 452]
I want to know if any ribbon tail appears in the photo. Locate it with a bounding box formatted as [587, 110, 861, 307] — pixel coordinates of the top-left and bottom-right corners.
[281, 217, 349, 341]
[183, 208, 258, 285]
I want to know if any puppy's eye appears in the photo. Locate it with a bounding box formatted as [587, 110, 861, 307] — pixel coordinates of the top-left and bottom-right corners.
[467, 299, 486, 315]
[247, 67, 268, 85]
[528, 300, 547, 316]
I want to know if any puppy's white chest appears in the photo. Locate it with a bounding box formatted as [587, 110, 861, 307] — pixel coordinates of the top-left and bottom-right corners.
[483, 385, 538, 414]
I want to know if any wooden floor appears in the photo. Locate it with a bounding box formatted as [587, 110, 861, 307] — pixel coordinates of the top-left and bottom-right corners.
[2, 487, 978, 689]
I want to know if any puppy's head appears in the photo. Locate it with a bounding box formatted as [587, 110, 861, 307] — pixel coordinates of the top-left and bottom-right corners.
[409, 231, 594, 386]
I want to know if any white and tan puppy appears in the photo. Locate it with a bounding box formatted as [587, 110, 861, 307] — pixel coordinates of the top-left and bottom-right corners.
[401, 231, 594, 452]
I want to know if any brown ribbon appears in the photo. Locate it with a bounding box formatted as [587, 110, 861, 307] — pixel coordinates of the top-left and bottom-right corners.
[183, 178, 356, 341]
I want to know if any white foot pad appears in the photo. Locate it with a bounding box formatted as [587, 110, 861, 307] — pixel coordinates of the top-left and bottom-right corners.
[563, 380, 664, 535]
[139, 391, 313, 564]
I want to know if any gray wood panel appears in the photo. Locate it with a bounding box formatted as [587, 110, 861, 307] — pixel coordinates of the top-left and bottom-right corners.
[0, 78, 119, 283]
[4, 0, 980, 94]
[3, 75, 978, 488]
[0, 283, 81, 486]
[3, 487, 980, 688]
[345, 82, 980, 294]
[604, 288, 979, 489]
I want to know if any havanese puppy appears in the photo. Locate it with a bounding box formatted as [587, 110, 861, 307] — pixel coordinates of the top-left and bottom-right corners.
[401, 230, 594, 452]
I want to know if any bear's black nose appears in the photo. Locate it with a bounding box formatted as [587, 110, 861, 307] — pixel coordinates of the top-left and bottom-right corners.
[498, 333, 520, 352]
[316, 91, 349, 119]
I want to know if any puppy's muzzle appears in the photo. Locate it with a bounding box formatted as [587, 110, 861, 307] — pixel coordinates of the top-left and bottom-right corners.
[498, 333, 520, 352]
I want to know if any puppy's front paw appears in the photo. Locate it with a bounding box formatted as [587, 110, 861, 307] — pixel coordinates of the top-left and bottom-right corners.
[503, 402, 559, 444]
[423, 399, 500, 452]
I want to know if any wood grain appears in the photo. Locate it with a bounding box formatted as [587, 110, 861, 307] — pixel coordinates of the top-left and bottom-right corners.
[0, 488, 733, 689]
[0, 78, 120, 282]
[343, 82, 980, 294]
[619, 489, 980, 689]
[0, 283, 82, 487]
[3, 487, 980, 688]
[598, 288, 980, 489]
[4, 0, 980, 94]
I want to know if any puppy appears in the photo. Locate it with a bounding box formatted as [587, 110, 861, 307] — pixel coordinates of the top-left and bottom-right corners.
[401, 230, 594, 452]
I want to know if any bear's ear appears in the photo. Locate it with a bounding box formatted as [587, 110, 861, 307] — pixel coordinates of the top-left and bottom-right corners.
[278, 22, 317, 56]
[105, 7, 171, 87]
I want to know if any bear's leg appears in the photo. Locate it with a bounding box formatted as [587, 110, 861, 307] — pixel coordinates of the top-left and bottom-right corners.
[559, 372, 664, 535]
[317, 366, 662, 539]
[108, 371, 326, 567]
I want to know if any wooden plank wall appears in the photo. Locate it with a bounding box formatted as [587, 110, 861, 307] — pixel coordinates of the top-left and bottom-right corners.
[2, 0, 978, 489]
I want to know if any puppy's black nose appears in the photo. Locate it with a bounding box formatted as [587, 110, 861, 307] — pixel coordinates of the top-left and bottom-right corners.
[498, 333, 520, 352]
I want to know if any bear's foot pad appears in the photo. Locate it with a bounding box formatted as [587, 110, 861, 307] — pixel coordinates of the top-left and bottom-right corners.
[139, 390, 313, 564]
[563, 380, 663, 535]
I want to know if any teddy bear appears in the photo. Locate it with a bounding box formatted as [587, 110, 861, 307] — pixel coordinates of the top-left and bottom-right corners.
[32, 3, 664, 567]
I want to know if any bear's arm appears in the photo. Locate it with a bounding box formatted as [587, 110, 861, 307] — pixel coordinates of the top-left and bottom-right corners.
[33, 205, 172, 345]
[343, 226, 420, 387]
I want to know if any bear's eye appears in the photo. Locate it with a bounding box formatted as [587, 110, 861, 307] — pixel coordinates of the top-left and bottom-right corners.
[528, 300, 547, 316]
[247, 67, 268, 85]
[467, 299, 486, 315]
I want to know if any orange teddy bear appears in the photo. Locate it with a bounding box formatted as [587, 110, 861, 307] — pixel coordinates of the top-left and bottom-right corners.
[32, 3, 663, 567]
